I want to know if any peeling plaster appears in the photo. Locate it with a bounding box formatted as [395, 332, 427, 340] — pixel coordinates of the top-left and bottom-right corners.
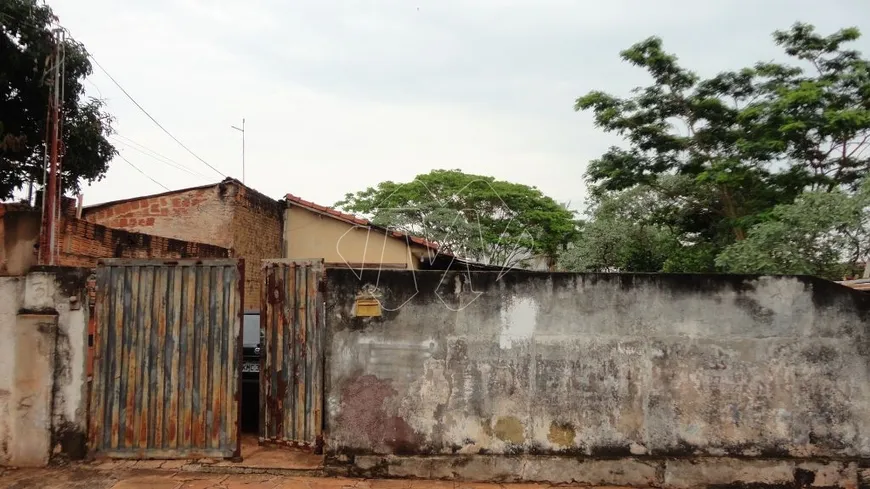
[325, 270, 870, 466]
[401, 358, 450, 438]
[499, 296, 537, 349]
[0, 268, 89, 467]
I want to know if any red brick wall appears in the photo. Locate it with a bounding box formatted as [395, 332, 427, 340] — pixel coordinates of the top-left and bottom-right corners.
[56, 215, 231, 267]
[82, 179, 284, 310]
[230, 185, 284, 311]
[83, 184, 235, 249]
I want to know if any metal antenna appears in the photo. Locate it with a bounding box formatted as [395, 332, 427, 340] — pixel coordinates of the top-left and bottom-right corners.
[231, 118, 245, 183]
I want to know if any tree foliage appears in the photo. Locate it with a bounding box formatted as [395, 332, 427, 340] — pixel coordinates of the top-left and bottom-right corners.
[558, 185, 675, 272]
[569, 23, 870, 275]
[1, 0, 116, 200]
[336, 169, 578, 268]
[716, 181, 870, 279]
[557, 177, 719, 273]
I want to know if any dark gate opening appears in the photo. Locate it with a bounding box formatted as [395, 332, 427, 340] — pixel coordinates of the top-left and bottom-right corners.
[241, 310, 261, 434]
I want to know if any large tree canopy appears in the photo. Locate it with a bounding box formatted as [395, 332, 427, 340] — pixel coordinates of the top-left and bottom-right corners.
[1, 0, 115, 200]
[570, 23, 870, 277]
[557, 188, 676, 273]
[716, 180, 870, 279]
[577, 23, 870, 240]
[336, 169, 579, 269]
[558, 176, 719, 273]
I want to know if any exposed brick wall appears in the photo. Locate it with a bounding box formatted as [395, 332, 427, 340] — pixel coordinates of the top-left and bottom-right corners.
[83, 183, 235, 249]
[56, 215, 231, 267]
[61, 196, 78, 217]
[82, 179, 284, 310]
[229, 185, 283, 311]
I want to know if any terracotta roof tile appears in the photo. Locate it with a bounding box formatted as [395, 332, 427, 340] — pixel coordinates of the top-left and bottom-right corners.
[284, 193, 443, 252]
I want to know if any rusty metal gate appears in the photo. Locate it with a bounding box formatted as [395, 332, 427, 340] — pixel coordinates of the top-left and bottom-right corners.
[260, 259, 325, 450]
[89, 259, 244, 459]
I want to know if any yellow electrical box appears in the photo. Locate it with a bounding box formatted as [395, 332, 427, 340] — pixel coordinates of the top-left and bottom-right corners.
[354, 298, 382, 317]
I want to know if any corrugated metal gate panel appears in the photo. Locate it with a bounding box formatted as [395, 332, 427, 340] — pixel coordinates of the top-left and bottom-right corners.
[260, 259, 325, 450]
[89, 259, 244, 459]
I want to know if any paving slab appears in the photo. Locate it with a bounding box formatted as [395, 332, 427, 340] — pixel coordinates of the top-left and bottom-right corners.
[0, 467, 122, 489]
[110, 474, 182, 489]
[0, 466, 634, 489]
[174, 474, 230, 489]
[221, 473, 280, 488]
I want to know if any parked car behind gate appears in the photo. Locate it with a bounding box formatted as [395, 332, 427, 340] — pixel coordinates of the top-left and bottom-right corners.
[242, 311, 261, 383]
[241, 310, 261, 433]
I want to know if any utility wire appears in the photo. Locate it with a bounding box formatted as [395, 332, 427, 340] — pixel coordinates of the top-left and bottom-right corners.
[111, 135, 210, 179]
[86, 53, 226, 179]
[3, 10, 226, 180]
[117, 153, 170, 191]
[112, 136, 207, 179]
[113, 133, 203, 173]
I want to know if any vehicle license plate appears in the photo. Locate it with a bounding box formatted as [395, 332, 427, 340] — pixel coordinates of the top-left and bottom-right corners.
[243, 362, 259, 373]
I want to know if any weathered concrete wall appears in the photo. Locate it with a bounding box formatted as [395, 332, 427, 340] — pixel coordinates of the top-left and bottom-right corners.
[0, 206, 40, 276]
[324, 270, 870, 485]
[0, 267, 91, 467]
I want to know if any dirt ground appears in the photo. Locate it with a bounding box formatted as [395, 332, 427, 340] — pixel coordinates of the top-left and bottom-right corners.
[0, 466, 628, 489]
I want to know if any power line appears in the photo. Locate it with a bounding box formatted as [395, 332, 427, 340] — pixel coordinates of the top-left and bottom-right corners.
[111, 134, 210, 179]
[84, 77, 105, 100]
[112, 136, 208, 179]
[3, 10, 226, 179]
[117, 153, 170, 191]
[114, 140, 207, 180]
[85, 53, 226, 179]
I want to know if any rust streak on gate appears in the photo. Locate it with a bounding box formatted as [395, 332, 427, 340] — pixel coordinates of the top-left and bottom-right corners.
[88, 259, 244, 459]
[260, 259, 325, 451]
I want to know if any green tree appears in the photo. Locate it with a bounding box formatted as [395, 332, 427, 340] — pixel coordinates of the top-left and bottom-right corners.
[558, 178, 719, 273]
[336, 169, 579, 269]
[558, 214, 676, 273]
[1, 0, 116, 200]
[575, 23, 870, 252]
[716, 180, 870, 279]
[760, 24, 870, 192]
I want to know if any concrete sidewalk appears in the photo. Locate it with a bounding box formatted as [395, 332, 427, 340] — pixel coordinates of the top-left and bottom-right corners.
[0, 467, 627, 489]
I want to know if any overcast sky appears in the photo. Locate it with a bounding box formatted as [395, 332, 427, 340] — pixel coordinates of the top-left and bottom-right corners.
[50, 0, 870, 211]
